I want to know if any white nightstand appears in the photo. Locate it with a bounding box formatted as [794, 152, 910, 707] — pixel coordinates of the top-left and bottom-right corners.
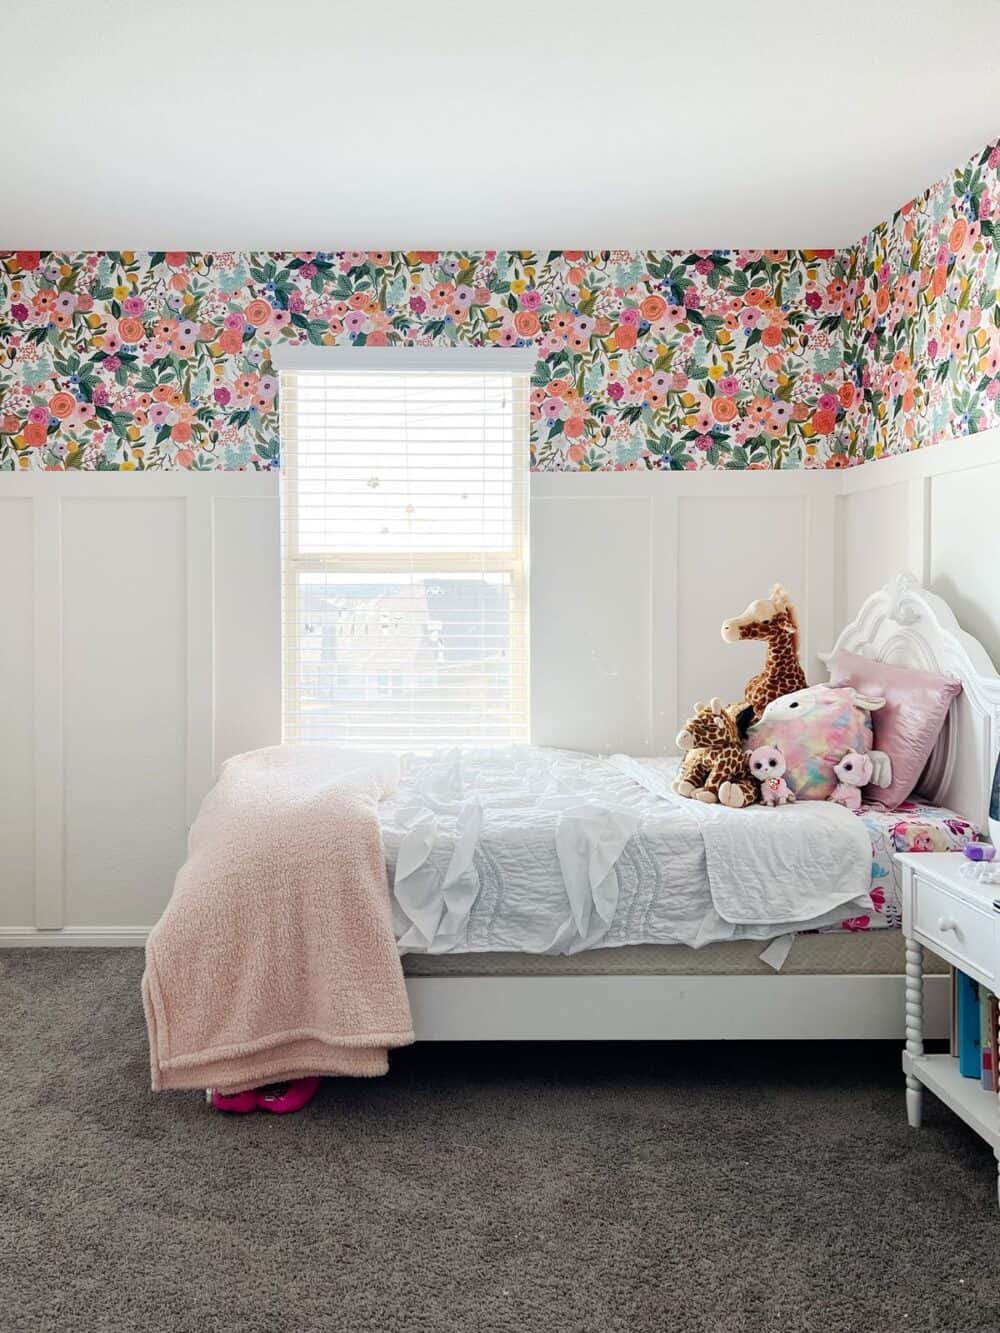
[899, 851, 1000, 1202]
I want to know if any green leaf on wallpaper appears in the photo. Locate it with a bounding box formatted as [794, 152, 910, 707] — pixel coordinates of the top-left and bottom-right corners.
[727, 269, 749, 297]
[387, 275, 407, 309]
[191, 366, 211, 400]
[250, 261, 277, 286]
[494, 254, 510, 285]
[76, 365, 99, 399]
[700, 316, 724, 341]
[55, 352, 80, 377]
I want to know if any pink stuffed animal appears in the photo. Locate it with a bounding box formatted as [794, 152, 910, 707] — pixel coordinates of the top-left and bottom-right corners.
[748, 745, 795, 806]
[829, 750, 873, 812]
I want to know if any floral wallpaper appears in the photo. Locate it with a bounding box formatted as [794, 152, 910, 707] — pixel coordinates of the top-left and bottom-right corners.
[0, 248, 855, 471]
[1, 138, 998, 472]
[846, 136, 1000, 463]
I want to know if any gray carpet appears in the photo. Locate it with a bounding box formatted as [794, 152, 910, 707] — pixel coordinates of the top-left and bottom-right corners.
[3, 952, 1000, 1333]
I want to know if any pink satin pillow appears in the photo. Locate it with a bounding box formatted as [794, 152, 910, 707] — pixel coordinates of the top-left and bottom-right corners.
[827, 650, 961, 808]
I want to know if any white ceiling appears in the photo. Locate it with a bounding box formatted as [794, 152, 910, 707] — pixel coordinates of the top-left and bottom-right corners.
[5, 0, 1000, 250]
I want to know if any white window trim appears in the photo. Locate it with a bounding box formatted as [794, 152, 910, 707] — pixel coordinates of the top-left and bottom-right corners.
[271, 345, 538, 374]
[279, 348, 532, 749]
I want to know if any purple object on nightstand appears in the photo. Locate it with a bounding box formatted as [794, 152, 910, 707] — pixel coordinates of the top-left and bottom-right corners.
[964, 843, 996, 862]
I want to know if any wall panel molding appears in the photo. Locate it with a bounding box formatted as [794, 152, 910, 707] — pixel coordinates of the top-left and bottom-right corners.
[185, 493, 217, 824]
[3, 439, 997, 941]
[31, 493, 65, 930]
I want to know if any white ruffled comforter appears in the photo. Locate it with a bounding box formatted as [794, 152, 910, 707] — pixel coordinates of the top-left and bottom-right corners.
[379, 747, 873, 955]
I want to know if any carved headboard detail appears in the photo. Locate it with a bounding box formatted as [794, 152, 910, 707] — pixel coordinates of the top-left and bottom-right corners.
[824, 572, 1000, 829]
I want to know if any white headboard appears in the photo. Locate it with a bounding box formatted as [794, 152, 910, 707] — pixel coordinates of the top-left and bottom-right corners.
[826, 572, 1000, 829]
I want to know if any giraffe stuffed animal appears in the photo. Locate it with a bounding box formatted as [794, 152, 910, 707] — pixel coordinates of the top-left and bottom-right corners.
[672, 697, 757, 809]
[720, 584, 808, 723]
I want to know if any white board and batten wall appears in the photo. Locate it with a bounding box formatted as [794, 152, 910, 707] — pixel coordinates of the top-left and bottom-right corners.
[1, 431, 997, 942]
[837, 429, 1000, 672]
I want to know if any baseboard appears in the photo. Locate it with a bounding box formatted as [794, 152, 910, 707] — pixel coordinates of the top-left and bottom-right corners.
[0, 926, 149, 947]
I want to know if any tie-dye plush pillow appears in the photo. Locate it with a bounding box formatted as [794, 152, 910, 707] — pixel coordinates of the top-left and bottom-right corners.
[746, 685, 876, 801]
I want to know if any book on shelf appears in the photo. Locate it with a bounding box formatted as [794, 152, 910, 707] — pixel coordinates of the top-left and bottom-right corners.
[981, 990, 994, 1091]
[984, 993, 999, 1093]
[950, 967, 958, 1058]
[957, 970, 982, 1079]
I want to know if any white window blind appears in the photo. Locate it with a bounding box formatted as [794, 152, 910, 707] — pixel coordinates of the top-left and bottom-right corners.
[280, 364, 530, 750]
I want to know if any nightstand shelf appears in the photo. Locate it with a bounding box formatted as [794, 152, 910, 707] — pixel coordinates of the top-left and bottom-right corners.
[901, 1051, 1000, 1152]
[899, 852, 1000, 1205]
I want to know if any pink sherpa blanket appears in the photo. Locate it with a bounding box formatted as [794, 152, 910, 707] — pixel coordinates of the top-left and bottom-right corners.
[142, 745, 414, 1093]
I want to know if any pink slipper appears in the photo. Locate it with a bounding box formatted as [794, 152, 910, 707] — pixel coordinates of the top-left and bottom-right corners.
[211, 1088, 259, 1114]
[256, 1077, 321, 1115]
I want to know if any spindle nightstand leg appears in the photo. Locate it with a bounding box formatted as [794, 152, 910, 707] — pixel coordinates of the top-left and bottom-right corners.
[904, 939, 924, 1129]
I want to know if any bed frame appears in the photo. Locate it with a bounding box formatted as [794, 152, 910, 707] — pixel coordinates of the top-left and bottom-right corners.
[405, 572, 1000, 1042]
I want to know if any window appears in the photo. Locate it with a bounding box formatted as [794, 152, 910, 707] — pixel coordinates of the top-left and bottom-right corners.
[279, 351, 531, 750]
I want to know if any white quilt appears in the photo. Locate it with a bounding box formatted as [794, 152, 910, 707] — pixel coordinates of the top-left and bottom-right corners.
[379, 747, 873, 955]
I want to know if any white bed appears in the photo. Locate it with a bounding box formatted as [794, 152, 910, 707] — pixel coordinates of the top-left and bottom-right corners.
[400, 573, 1000, 1042]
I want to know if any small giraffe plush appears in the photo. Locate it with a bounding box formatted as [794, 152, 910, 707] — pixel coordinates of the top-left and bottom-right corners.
[672, 697, 757, 809]
[720, 583, 808, 722]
